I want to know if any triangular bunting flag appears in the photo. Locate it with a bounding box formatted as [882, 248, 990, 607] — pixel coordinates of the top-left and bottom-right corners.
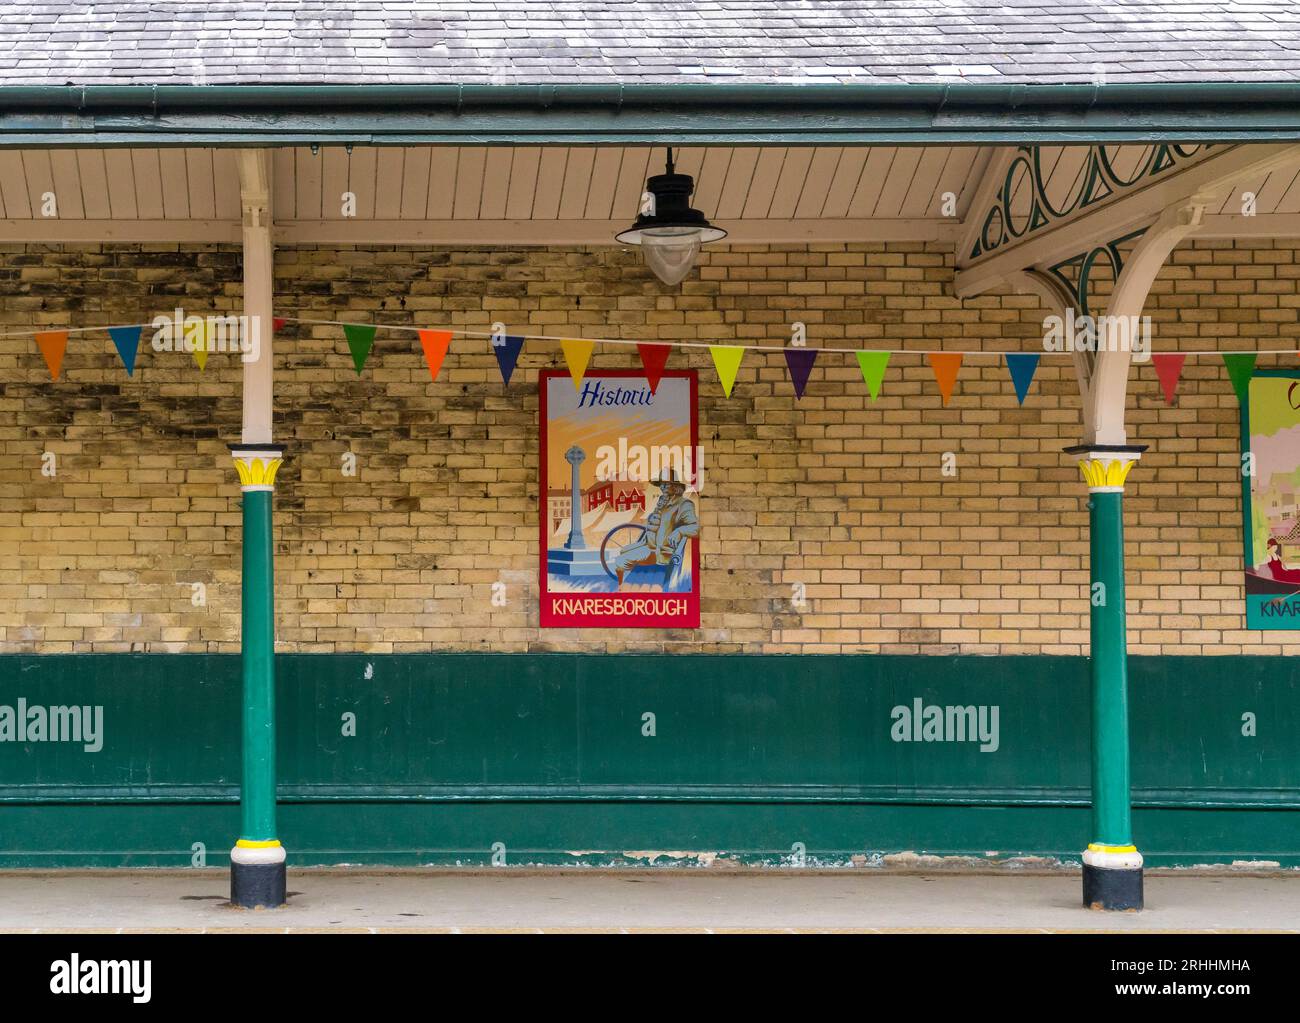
[784, 348, 818, 399]
[709, 345, 745, 398]
[108, 325, 142, 377]
[560, 339, 595, 391]
[418, 329, 453, 383]
[492, 334, 525, 386]
[273, 317, 286, 332]
[1151, 353, 1186, 405]
[855, 351, 890, 401]
[927, 352, 964, 406]
[343, 324, 377, 375]
[188, 319, 209, 371]
[1005, 353, 1040, 405]
[1223, 353, 1256, 402]
[35, 330, 68, 381]
[637, 343, 672, 394]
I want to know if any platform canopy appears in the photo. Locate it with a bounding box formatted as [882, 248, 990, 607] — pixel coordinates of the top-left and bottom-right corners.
[2, 141, 1299, 257]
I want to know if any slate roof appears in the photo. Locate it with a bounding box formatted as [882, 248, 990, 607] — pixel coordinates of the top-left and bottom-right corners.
[1, 1, 1299, 87]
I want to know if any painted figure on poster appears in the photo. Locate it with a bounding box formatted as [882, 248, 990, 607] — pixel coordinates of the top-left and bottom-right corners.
[610, 471, 699, 588]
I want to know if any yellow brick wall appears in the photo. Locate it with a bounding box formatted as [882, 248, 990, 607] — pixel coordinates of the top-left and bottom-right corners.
[1, 239, 1298, 654]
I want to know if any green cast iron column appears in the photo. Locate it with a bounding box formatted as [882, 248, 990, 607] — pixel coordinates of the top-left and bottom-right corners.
[1071, 447, 1145, 911]
[1088, 487, 1131, 847]
[229, 445, 287, 908]
[240, 485, 277, 842]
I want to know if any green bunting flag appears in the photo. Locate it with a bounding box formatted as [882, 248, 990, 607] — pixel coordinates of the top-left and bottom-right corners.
[344, 324, 377, 375]
[855, 351, 890, 401]
[709, 345, 745, 398]
[1222, 353, 1256, 402]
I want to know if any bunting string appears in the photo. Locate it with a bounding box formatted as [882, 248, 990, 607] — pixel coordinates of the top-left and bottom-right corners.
[2, 314, 1298, 406]
[1, 315, 1299, 355]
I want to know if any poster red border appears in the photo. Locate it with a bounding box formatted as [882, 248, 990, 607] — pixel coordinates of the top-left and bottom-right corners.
[538, 369, 700, 629]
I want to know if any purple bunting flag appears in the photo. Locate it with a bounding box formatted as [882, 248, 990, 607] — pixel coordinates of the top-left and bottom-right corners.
[784, 348, 818, 399]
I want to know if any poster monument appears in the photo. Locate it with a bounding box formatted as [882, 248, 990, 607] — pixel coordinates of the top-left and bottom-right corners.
[539, 369, 701, 629]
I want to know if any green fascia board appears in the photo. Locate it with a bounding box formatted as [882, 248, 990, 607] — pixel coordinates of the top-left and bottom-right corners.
[2, 82, 1300, 146]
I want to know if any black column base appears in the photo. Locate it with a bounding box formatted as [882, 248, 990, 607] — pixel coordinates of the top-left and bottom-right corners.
[1083, 863, 1143, 911]
[230, 859, 286, 909]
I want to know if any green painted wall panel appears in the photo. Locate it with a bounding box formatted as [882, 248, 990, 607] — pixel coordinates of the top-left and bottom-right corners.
[3, 803, 1298, 869]
[0, 654, 1296, 866]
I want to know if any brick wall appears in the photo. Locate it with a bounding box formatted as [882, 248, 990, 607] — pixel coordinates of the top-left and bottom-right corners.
[1, 239, 1298, 655]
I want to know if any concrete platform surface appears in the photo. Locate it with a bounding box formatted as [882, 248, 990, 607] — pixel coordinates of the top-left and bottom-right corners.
[1, 869, 1298, 932]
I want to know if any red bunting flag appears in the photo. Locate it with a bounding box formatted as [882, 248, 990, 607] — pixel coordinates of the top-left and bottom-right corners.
[927, 352, 963, 406]
[35, 330, 68, 381]
[637, 343, 672, 394]
[1151, 353, 1186, 405]
[273, 317, 286, 332]
[418, 329, 453, 382]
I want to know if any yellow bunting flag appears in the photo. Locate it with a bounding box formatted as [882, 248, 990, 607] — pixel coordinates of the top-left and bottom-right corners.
[709, 345, 745, 398]
[418, 329, 453, 382]
[560, 338, 595, 390]
[35, 330, 68, 381]
[927, 352, 964, 406]
[186, 319, 210, 371]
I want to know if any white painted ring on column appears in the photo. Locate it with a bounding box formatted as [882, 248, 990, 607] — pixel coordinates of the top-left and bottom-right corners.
[1083, 846, 1144, 870]
[231, 843, 287, 866]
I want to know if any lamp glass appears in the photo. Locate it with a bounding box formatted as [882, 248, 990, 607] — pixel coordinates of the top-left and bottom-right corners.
[640, 227, 703, 286]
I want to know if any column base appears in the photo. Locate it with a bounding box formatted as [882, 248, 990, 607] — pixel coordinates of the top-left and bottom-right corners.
[230, 842, 287, 909]
[1082, 846, 1143, 911]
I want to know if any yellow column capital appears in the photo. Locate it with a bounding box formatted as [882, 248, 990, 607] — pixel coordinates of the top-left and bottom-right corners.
[1065, 444, 1145, 493]
[230, 445, 286, 492]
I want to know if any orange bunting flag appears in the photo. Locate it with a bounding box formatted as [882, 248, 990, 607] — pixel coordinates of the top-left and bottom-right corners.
[560, 339, 595, 390]
[35, 331, 68, 381]
[709, 345, 745, 398]
[927, 352, 963, 406]
[418, 329, 453, 382]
